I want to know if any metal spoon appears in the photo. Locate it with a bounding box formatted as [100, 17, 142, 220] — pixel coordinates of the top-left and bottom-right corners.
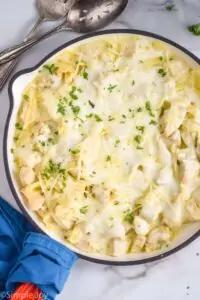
[0, 0, 128, 65]
[0, 0, 77, 90]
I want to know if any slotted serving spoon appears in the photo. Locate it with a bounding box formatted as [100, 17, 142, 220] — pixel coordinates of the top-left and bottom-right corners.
[0, 0, 128, 65]
[0, 0, 77, 90]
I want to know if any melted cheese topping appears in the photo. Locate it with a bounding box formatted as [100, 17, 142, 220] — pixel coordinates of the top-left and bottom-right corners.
[13, 35, 200, 256]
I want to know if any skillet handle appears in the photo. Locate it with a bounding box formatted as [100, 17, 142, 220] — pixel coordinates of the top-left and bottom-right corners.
[10, 283, 43, 300]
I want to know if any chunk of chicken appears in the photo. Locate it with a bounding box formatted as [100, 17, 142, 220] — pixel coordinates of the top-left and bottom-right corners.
[140, 188, 164, 222]
[163, 196, 185, 228]
[17, 146, 41, 168]
[145, 226, 172, 252]
[192, 187, 200, 206]
[52, 205, 75, 230]
[112, 238, 128, 257]
[19, 167, 35, 186]
[131, 235, 146, 253]
[134, 216, 150, 236]
[185, 198, 200, 221]
[162, 106, 187, 137]
[21, 183, 45, 211]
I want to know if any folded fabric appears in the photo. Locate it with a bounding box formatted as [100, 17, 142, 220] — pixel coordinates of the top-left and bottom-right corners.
[0, 197, 77, 300]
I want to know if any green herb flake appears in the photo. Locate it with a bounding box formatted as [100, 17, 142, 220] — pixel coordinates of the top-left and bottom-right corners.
[108, 116, 115, 121]
[149, 120, 157, 125]
[106, 155, 111, 162]
[80, 206, 88, 214]
[158, 68, 167, 77]
[134, 135, 142, 144]
[69, 86, 78, 100]
[10, 148, 14, 154]
[57, 99, 66, 116]
[188, 23, 200, 36]
[15, 122, 23, 130]
[115, 139, 120, 147]
[145, 101, 155, 117]
[70, 148, 80, 155]
[43, 64, 58, 75]
[82, 68, 89, 80]
[23, 94, 29, 101]
[137, 107, 142, 112]
[107, 84, 117, 93]
[132, 80, 135, 85]
[124, 210, 134, 224]
[14, 137, 19, 142]
[48, 138, 55, 145]
[77, 87, 83, 93]
[136, 126, 145, 133]
[166, 4, 177, 11]
[86, 113, 93, 119]
[88, 100, 95, 108]
[42, 159, 65, 179]
[71, 105, 80, 116]
[137, 146, 144, 150]
[94, 114, 102, 122]
[159, 56, 164, 61]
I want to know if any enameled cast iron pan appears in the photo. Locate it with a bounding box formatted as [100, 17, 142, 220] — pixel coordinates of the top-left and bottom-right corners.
[4, 29, 200, 265]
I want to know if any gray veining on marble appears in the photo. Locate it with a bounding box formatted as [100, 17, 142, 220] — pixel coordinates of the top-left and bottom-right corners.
[0, 1, 200, 299]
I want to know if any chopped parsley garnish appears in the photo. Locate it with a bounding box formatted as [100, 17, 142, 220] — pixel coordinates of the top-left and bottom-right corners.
[42, 160, 65, 179]
[82, 68, 88, 80]
[43, 64, 58, 74]
[113, 69, 119, 72]
[134, 135, 142, 144]
[10, 148, 14, 154]
[86, 113, 93, 118]
[70, 148, 80, 155]
[14, 137, 18, 142]
[106, 155, 111, 162]
[114, 201, 119, 205]
[137, 146, 144, 150]
[48, 138, 55, 145]
[15, 122, 23, 130]
[80, 206, 88, 214]
[124, 210, 134, 224]
[69, 86, 78, 100]
[122, 114, 127, 119]
[88, 100, 95, 108]
[71, 105, 80, 116]
[115, 139, 120, 147]
[137, 107, 142, 112]
[94, 114, 102, 122]
[188, 23, 200, 36]
[40, 141, 46, 147]
[77, 87, 83, 93]
[132, 80, 135, 85]
[136, 126, 145, 133]
[145, 101, 155, 117]
[149, 120, 157, 125]
[159, 56, 164, 61]
[23, 94, 29, 100]
[107, 84, 117, 93]
[158, 68, 167, 77]
[166, 4, 177, 11]
[57, 99, 66, 116]
[108, 116, 115, 121]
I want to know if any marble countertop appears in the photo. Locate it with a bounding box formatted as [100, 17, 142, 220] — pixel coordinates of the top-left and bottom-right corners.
[0, 0, 200, 299]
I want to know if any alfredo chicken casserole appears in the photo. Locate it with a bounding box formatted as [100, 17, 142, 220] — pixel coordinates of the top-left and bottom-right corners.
[12, 35, 200, 256]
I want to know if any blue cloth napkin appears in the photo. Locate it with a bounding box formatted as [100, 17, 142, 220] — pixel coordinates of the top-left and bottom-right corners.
[0, 197, 77, 300]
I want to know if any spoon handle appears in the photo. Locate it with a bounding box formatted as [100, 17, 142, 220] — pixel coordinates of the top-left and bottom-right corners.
[0, 24, 65, 65]
[0, 17, 44, 91]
